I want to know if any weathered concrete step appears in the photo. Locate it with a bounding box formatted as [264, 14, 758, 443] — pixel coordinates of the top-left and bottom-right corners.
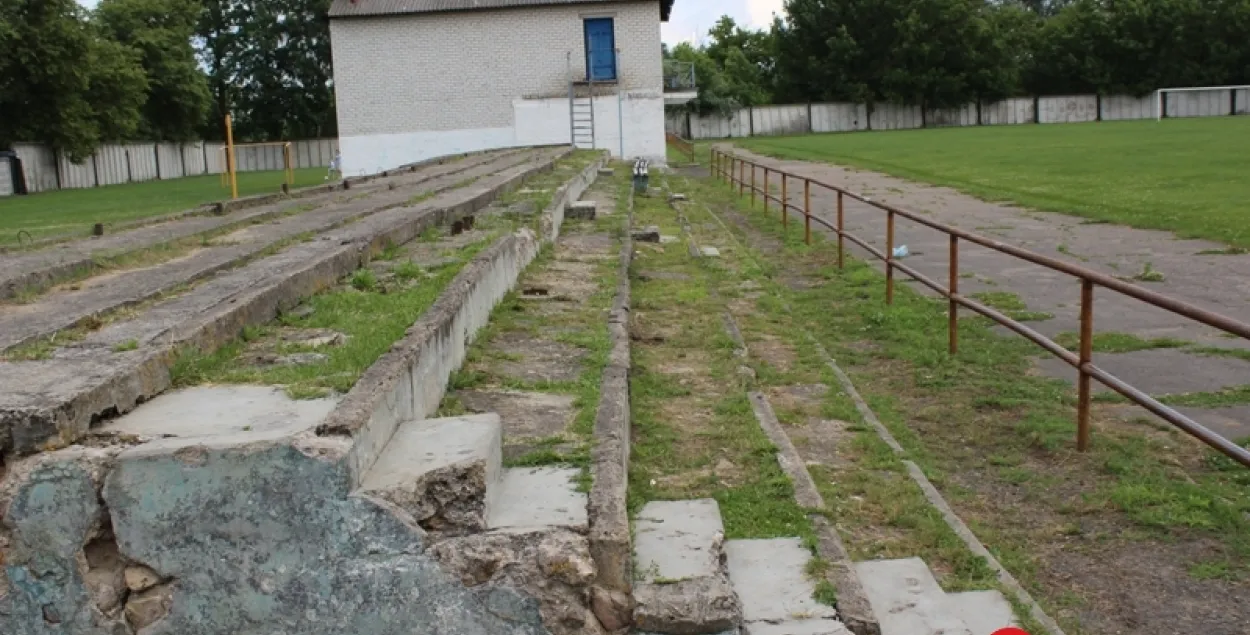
[0, 149, 518, 301]
[488, 466, 587, 532]
[726, 538, 845, 635]
[854, 558, 973, 635]
[357, 413, 501, 537]
[632, 499, 742, 634]
[0, 148, 570, 457]
[0, 149, 547, 353]
[99, 384, 337, 444]
[945, 590, 1016, 635]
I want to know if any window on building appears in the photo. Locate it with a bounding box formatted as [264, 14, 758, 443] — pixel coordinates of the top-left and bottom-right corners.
[584, 17, 617, 82]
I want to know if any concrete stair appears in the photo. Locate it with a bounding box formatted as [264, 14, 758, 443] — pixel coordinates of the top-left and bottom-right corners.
[632, 499, 742, 634]
[855, 557, 1016, 635]
[726, 538, 848, 635]
[356, 412, 588, 538]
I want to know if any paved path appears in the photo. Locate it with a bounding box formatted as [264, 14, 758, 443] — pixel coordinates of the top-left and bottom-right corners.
[725, 145, 1250, 441]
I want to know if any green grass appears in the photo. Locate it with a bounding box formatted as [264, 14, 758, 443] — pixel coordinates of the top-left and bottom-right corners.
[0, 168, 325, 246]
[738, 118, 1250, 248]
[1052, 331, 1192, 353]
[678, 162, 1250, 630]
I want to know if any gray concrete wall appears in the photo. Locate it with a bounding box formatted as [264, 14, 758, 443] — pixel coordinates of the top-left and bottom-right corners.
[0, 156, 12, 196]
[666, 89, 1248, 140]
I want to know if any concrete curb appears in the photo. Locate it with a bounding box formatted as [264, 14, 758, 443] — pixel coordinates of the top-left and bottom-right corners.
[809, 335, 1068, 635]
[314, 151, 609, 487]
[588, 174, 634, 599]
[1, 150, 574, 457]
[744, 389, 881, 635]
[0, 150, 529, 301]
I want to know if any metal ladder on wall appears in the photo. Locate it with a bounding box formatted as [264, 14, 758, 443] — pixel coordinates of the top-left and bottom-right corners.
[567, 52, 595, 149]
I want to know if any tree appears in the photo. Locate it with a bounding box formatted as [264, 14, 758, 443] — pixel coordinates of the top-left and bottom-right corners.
[228, 0, 336, 140]
[96, 0, 211, 141]
[0, 0, 147, 160]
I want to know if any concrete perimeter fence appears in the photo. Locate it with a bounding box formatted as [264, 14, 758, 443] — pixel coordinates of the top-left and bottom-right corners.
[5, 138, 340, 195]
[666, 91, 1250, 140]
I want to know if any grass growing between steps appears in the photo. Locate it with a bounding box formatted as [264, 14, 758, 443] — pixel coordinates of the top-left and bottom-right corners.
[673, 162, 1250, 635]
[493, 150, 603, 217]
[627, 175, 812, 544]
[438, 168, 630, 479]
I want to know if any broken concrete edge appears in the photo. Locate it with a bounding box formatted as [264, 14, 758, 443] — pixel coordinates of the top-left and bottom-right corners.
[0, 153, 542, 354]
[0, 150, 525, 302]
[588, 177, 635, 619]
[1, 151, 571, 458]
[312, 147, 587, 481]
[744, 390, 879, 635]
[539, 150, 610, 244]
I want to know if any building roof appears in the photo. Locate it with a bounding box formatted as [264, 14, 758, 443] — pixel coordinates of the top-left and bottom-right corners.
[328, 0, 674, 21]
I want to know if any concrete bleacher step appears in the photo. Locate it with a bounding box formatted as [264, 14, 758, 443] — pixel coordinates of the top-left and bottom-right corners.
[355, 413, 502, 537]
[855, 557, 1015, 635]
[487, 465, 587, 532]
[725, 538, 848, 635]
[632, 499, 743, 634]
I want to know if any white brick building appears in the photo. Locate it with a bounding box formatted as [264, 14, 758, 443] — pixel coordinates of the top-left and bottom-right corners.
[327, 0, 690, 175]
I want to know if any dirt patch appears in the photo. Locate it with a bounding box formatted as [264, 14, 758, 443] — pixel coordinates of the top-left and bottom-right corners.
[524, 261, 601, 302]
[484, 332, 587, 384]
[748, 335, 798, 374]
[455, 389, 576, 441]
[555, 233, 615, 262]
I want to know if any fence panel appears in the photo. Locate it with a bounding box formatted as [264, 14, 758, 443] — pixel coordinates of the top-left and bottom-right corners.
[751, 104, 811, 136]
[1039, 95, 1098, 123]
[56, 154, 96, 189]
[156, 143, 184, 179]
[124, 143, 159, 182]
[1100, 95, 1153, 121]
[1167, 90, 1232, 118]
[1237, 89, 1250, 115]
[181, 142, 209, 175]
[810, 103, 868, 133]
[13, 143, 58, 193]
[925, 103, 979, 127]
[981, 98, 1034, 125]
[869, 103, 923, 130]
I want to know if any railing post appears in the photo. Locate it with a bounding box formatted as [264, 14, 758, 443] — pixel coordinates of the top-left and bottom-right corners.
[886, 210, 895, 304]
[763, 169, 770, 214]
[836, 191, 844, 268]
[949, 235, 959, 355]
[739, 160, 745, 197]
[804, 179, 812, 245]
[1078, 280, 1094, 451]
[781, 174, 788, 229]
[750, 164, 756, 208]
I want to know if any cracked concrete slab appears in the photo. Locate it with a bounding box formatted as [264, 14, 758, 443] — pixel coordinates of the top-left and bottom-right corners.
[486, 333, 588, 384]
[456, 389, 576, 441]
[99, 385, 337, 441]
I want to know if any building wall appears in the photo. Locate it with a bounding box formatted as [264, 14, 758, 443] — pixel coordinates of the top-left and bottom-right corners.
[330, 1, 665, 173]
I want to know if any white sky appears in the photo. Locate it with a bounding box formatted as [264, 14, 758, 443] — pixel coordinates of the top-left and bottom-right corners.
[75, 0, 783, 46]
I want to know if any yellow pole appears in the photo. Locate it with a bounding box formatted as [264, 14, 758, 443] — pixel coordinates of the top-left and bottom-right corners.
[225, 114, 239, 200]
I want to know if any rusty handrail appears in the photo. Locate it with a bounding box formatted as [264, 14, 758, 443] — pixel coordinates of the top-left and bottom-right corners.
[666, 133, 696, 163]
[709, 147, 1250, 468]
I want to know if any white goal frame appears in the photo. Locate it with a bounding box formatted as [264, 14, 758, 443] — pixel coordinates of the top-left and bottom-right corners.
[1155, 85, 1250, 120]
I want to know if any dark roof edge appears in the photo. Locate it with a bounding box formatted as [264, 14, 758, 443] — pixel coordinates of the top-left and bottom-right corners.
[329, 0, 673, 21]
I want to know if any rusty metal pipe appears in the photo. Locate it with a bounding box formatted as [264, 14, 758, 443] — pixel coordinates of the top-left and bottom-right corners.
[949, 235, 959, 355]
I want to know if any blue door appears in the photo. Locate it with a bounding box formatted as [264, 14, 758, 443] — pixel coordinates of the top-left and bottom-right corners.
[584, 18, 617, 81]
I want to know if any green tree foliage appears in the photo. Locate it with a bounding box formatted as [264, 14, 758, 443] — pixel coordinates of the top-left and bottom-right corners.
[96, 0, 211, 141]
[0, 0, 147, 160]
[197, 0, 337, 141]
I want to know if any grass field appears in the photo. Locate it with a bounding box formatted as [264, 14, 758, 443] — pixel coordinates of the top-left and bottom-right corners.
[738, 117, 1250, 249]
[0, 167, 326, 246]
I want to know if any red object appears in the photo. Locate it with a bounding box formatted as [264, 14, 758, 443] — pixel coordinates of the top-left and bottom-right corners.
[992, 629, 1031, 635]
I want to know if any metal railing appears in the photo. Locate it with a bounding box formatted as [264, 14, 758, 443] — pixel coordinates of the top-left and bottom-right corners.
[710, 147, 1250, 468]
[666, 133, 695, 163]
[663, 60, 697, 92]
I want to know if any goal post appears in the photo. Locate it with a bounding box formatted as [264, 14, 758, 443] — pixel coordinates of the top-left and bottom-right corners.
[1154, 85, 1250, 120]
[218, 141, 295, 198]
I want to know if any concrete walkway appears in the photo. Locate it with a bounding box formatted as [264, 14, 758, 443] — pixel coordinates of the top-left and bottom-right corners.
[726, 146, 1250, 441]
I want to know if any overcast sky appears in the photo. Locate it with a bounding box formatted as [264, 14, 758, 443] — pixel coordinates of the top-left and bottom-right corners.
[662, 0, 784, 45]
[75, 0, 782, 46]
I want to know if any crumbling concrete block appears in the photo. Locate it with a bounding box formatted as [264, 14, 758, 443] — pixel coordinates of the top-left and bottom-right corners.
[356, 414, 501, 537]
[430, 528, 605, 635]
[631, 226, 661, 243]
[567, 201, 597, 221]
[598, 168, 615, 177]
